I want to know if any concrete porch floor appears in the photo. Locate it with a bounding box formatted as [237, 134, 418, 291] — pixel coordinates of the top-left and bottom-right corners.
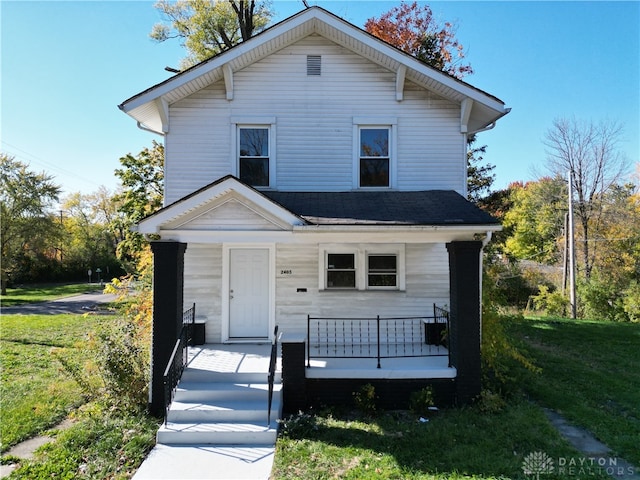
[187, 343, 454, 380]
[187, 343, 281, 375]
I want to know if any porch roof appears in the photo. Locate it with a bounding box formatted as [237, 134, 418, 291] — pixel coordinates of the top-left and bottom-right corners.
[265, 190, 499, 226]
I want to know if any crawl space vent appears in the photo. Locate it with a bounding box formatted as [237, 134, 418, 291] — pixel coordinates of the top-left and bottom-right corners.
[307, 55, 321, 76]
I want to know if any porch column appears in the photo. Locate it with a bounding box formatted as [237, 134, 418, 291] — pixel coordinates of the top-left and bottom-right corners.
[446, 241, 482, 404]
[280, 333, 307, 415]
[149, 241, 187, 417]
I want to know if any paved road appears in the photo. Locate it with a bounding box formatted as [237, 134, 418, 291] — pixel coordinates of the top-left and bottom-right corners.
[1, 291, 119, 315]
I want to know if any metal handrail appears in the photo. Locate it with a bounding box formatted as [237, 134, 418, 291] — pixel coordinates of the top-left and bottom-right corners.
[267, 325, 279, 425]
[162, 304, 196, 423]
[307, 304, 449, 369]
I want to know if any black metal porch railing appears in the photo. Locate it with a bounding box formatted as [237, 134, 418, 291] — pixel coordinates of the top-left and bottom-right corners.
[163, 303, 196, 423]
[267, 325, 279, 425]
[307, 304, 449, 369]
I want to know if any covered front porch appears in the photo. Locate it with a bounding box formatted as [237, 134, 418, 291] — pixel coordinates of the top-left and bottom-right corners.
[182, 342, 456, 414]
[184, 343, 455, 380]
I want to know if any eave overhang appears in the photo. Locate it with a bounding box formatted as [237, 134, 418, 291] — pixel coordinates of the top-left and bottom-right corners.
[119, 6, 508, 134]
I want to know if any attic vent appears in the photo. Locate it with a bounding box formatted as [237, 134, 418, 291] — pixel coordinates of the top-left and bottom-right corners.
[307, 55, 321, 76]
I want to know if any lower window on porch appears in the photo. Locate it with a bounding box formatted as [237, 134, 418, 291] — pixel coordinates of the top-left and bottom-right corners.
[367, 254, 397, 288]
[326, 253, 356, 289]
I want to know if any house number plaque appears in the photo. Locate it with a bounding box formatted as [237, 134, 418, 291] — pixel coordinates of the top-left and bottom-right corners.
[280, 269, 293, 275]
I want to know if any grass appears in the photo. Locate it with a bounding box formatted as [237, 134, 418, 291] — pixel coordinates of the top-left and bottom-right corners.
[7, 406, 158, 480]
[0, 314, 103, 452]
[0, 283, 103, 307]
[273, 316, 639, 479]
[506, 316, 640, 466]
[1, 311, 159, 478]
[3, 307, 636, 479]
[274, 402, 603, 480]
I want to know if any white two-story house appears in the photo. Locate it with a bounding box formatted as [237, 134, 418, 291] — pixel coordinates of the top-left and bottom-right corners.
[119, 6, 508, 415]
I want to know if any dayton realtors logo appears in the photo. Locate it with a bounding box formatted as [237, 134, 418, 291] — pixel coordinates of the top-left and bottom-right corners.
[523, 451, 637, 478]
[522, 451, 554, 479]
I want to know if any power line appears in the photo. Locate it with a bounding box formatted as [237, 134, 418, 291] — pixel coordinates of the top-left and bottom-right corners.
[1, 140, 101, 188]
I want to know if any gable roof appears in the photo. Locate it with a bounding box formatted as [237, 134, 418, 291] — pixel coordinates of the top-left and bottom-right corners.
[119, 6, 508, 134]
[135, 175, 307, 234]
[264, 190, 499, 226]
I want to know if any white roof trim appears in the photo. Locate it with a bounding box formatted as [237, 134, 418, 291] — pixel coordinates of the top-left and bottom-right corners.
[135, 177, 305, 234]
[119, 7, 508, 134]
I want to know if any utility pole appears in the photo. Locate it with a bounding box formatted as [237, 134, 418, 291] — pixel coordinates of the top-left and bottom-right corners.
[568, 171, 577, 318]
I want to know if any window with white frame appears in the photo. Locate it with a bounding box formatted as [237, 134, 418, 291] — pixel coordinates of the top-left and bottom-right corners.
[320, 245, 405, 291]
[359, 127, 390, 187]
[326, 253, 356, 289]
[367, 254, 398, 289]
[238, 126, 270, 187]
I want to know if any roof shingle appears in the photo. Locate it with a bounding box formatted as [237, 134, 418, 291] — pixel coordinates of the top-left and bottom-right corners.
[263, 190, 498, 226]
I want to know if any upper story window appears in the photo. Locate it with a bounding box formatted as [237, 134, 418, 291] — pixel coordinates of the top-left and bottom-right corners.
[239, 127, 270, 187]
[359, 127, 390, 187]
[233, 117, 276, 188]
[353, 118, 396, 189]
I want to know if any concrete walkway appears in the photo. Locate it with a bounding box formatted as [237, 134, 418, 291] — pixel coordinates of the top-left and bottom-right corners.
[544, 409, 640, 480]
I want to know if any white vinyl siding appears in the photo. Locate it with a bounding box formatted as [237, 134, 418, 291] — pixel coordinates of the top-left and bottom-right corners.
[184, 242, 450, 340]
[272, 242, 449, 336]
[163, 35, 465, 204]
[183, 244, 223, 343]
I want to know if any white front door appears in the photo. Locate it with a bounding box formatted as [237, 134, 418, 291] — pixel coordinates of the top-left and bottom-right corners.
[229, 248, 270, 338]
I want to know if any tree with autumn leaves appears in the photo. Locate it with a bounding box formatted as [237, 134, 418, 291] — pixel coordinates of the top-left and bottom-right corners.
[365, 1, 473, 79]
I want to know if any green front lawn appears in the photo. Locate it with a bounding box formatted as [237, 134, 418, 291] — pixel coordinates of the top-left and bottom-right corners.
[507, 316, 640, 466]
[1, 283, 103, 307]
[0, 314, 103, 451]
[273, 316, 639, 479]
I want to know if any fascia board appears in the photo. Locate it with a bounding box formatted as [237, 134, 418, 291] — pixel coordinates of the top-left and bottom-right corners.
[154, 225, 501, 244]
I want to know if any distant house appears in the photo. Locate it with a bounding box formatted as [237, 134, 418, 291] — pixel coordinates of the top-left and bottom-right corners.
[119, 7, 508, 415]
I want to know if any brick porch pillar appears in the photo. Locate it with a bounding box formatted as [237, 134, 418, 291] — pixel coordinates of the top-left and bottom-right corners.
[149, 241, 187, 417]
[446, 241, 483, 404]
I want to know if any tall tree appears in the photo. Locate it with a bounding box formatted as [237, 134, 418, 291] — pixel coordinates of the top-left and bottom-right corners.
[151, 0, 273, 68]
[112, 141, 165, 271]
[544, 117, 628, 280]
[467, 134, 495, 202]
[0, 154, 61, 294]
[365, 1, 473, 79]
[503, 177, 567, 265]
[60, 189, 122, 280]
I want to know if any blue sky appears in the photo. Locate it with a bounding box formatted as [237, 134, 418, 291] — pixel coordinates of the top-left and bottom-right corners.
[2, 1, 638, 198]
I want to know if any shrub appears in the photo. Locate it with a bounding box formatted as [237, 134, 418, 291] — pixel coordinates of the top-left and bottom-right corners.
[409, 387, 435, 417]
[579, 275, 629, 322]
[481, 306, 540, 391]
[353, 384, 377, 416]
[56, 249, 153, 412]
[531, 285, 568, 317]
[474, 389, 507, 414]
[278, 411, 319, 439]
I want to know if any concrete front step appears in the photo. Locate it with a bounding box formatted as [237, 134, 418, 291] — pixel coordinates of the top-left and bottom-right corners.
[174, 382, 281, 403]
[157, 422, 278, 445]
[181, 368, 281, 384]
[167, 397, 281, 423]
